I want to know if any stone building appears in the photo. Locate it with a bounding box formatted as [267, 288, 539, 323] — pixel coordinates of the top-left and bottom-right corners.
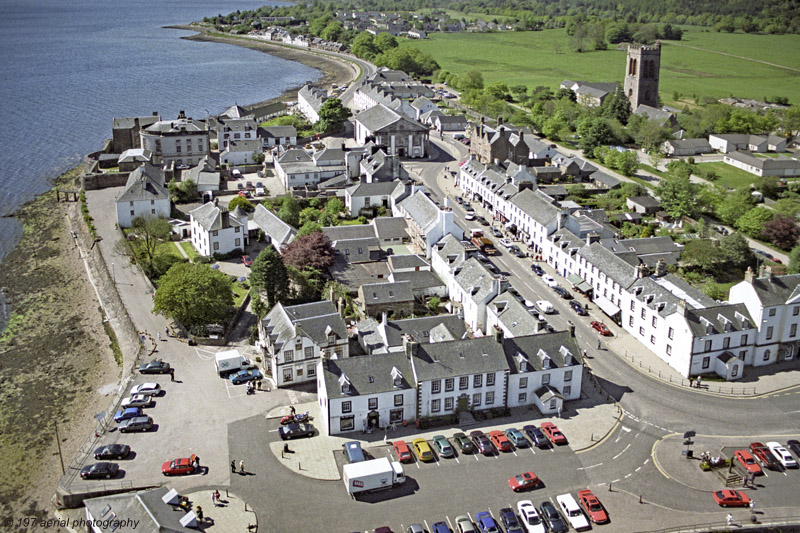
[624, 43, 661, 110]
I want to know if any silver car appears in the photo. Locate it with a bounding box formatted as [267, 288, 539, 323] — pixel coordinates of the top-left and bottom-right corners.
[456, 515, 476, 533]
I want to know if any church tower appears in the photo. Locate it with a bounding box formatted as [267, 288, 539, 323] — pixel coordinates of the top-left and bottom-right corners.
[624, 43, 661, 110]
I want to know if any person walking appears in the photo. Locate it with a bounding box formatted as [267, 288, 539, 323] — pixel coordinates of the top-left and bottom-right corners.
[214, 490, 220, 505]
[194, 455, 200, 469]
[696, 376, 702, 388]
[170, 368, 175, 382]
[239, 460, 245, 474]
[726, 513, 733, 526]
[230, 460, 236, 473]
[597, 340, 602, 350]
[196, 506, 203, 521]
[290, 405, 296, 416]
[157, 332, 161, 341]
[211, 491, 215, 506]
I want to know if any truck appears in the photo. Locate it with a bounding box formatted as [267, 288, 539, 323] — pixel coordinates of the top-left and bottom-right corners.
[342, 457, 405, 496]
[214, 349, 255, 377]
[470, 229, 498, 256]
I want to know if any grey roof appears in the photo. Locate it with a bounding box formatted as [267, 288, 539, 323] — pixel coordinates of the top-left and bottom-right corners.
[398, 191, 439, 232]
[628, 195, 661, 208]
[578, 242, 637, 288]
[323, 224, 376, 242]
[489, 292, 541, 338]
[509, 188, 559, 227]
[540, 185, 568, 197]
[260, 125, 296, 138]
[253, 204, 297, 248]
[436, 115, 468, 124]
[332, 237, 382, 264]
[502, 331, 583, 374]
[390, 270, 445, 291]
[411, 96, 434, 110]
[118, 148, 152, 163]
[748, 274, 800, 306]
[592, 171, 621, 188]
[112, 115, 160, 130]
[373, 217, 410, 241]
[725, 151, 800, 171]
[346, 181, 399, 197]
[388, 254, 428, 270]
[116, 163, 169, 203]
[358, 314, 467, 354]
[221, 139, 262, 154]
[184, 155, 220, 187]
[220, 104, 251, 119]
[432, 234, 471, 270]
[633, 105, 675, 123]
[354, 104, 427, 133]
[410, 336, 510, 382]
[666, 138, 712, 151]
[360, 280, 414, 305]
[631, 273, 715, 318]
[684, 303, 754, 337]
[313, 147, 346, 163]
[454, 257, 501, 305]
[83, 486, 195, 533]
[322, 351, 414, 400]
[209, 116, 257, 133]
[600, 236, 683, 266]
[298, 84, 328, 112]
[145, 118, 206, 133]
[261, 300, 346, 351]
[188, 202, 244, 231]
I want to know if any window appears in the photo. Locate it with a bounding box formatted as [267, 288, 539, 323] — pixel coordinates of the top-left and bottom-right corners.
[550, 399, 557, 410]
[431, 399, 441, 412]
[150, 209, 155, 215]
[129, 201, 134, 206]
[704, 340, 712, 352]
[284, 350, 294, 362]
[629, 316, 634, 327]
[212, 230, 218, 237]
[472, 393, 481, 406]
[702, 357, 710, 369]
[564, 370, 572, 382]
[390, 409, 403, 423]
[297, 367, 303, 376]
[639, 327, 645, 336]
[763, 349, 771, 361]
[519, 377, 528, 389]
[666, 344, 672, 355]
[150, 200, 155, 205]
[368, 398, 378, 410]
[668, 327, 674, 340]
[723, 337, 730, 349]
[235, 238, 240, 247]
[563, 385, 571, 395]
[213, 242, 219, 251]
[473, 374, 482, 387]
[768, 308, 776, 317]
[306, 363, 316, 377]
[431, 380, 441, 394]
[176, 145, 182, 153]
[235, 227, 240, 233]
[445, 397, 454, 411]
[650, 335, 656, 345]
[394, 394, 403, 406]
[518, 392, 527, 403]
[791, 324, 797, 337]
[305, 347, 314, 359]
[459, 376, 468, 390]
[445, 378, 454, 392]
[731, 365, 739, 378]
[793, 306, 799, 316]
[652, 317, 657, 328]
[630, 301, 636, 311]
[486, 373, 495, 386]
[340, 416, 354, 431]
[766, 326, 774, 340]
[485, 391, 495, 405]
[130, 210, 134, 216]
[341, 401, 351, 413]
[741, 334, 748, 346]
[542, 373, 550, 385]
[282, 367, 293, 382]
[641, 309, 646, 319]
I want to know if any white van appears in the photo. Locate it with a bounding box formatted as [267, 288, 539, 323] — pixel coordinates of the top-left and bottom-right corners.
[556, 493, 590, 531]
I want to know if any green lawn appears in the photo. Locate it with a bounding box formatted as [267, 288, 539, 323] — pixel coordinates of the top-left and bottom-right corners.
[232, 282, 249, 307]
[155, 241, 184, 261]
[401, 28, 800, 104]
[179, 241, 199, 261]
[695, 162, 757, 189]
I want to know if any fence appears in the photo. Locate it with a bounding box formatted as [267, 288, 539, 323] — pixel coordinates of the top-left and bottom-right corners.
[652, 513, 800, 532]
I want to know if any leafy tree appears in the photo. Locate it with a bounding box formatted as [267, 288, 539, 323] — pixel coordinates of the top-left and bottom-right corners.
[460, 70, 484, 91]
[351, 32, 378, 59]
[761, 216, 800, 250]
[374, 47, 440, 77]
[788, 245, 800, 274]
[579, 120, 614, 158]
[250, 244, 289, 307]
[656, 173, 697, 220]
[320, 21, 344, 42]
[374, 33, 398, 51]
[720, 232, 754, 269]
[428, 296, 442, 313]
[130, 216, 172, 277]
[281, 232, 335, 271]
[322, 197, 345, 225]
[735, 207, 774, 238]
[715, 189, 756, 225]
[680, 239, 728, 275]
[316, 97, 352, 133]
[228, 195, 254, 212]
[297, 221, 322, 237]
[773, 198, 800, 218]
[605, 22, 631, 43]
[278, 194, 301, 227]
[167, 178, 198, 203]
[251, 151, 265, 164]
[601, 87, 631, 125]
[250, 292, 267, 319]
[485, 82, 511, 101]
[153, 263, 234, 328]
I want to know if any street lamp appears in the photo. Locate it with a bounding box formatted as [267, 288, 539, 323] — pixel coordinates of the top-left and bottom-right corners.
[111, 263, 115, 284]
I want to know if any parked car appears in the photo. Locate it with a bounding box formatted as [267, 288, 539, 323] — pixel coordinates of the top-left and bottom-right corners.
[750, 442, 780, 470]
[488, 430, 512, 452]
[279, 423, 314, 440]
[465, 212, 476, 220]
[570, 300, 588, 315]
[431, 522, 450, 533]
[241, 255, 253, 267]
[542, 275, 558, 288]
[470, 430, 495, 455]
[540, 422, 567, 445]
[556, 493, 590, 531]
[453, 432, 475, 454]
[114, 407, 142, 423]
[130, 383, 161, 396]
[508, 245, 525, 258]
[523, 425, 549, 448]
[517, 500, 546, 533]
[93, 444, 130, 460]
[138, 359, 170, 374]
[455, 196, 463, 205]
[245, 181, 254, 189]
[767, 441, 798, 468]
[455, 515, 476, 533]
[229, 369, 263, 384]
[535, 300, 554, 314]
[121, 394, 152, 409]
[788, 439, 800, 457]
[162, 457, 196, 476]
[553, 286, 572, 299]
[236, 182, 243, 190]
[505, 427, 529, 448]
[406, 525, 425, 533]
[393, 440, 413, 462]
[499, 238, 513, 248]
[508, 471, 541, 492]
[413, 438, 434, 462]
[118, 416, 153, 433]
[531, 264, 545, 276]
[734, 449, 762, 475]
[80, 462, 119, 480]
[578, 489, 609, 524]
[713, 489, 751, 507]
[499, 507, 525, 533]
[476, 215, 490, 226]
[591, 321, 612, 336]
[491, 227, 502, 237]
[432, 435, 455, 458]
[475, 511, 500, 533]
[539, 501, 568, 533]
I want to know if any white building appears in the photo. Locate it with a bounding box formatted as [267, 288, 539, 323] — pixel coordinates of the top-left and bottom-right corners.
[139, 113, 210, 167]
[353, 104, 429, 159]
[252, 204, 297, 253]
[393, 190, 463, 257]
[297, 84, 328, 124]
[188, 202, 247, 257]
[115, 163, 171, 228]
[220, 139, 263, 166]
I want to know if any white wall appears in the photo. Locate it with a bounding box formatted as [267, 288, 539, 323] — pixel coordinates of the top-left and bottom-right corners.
[116, 199, 170, 229]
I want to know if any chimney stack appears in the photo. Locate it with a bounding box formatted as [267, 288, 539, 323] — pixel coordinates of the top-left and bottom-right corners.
[744, 266, 755, 284]
[655, 258, 667, 277]
[493, 324, 503, 344]
[677, 299, 686, 316]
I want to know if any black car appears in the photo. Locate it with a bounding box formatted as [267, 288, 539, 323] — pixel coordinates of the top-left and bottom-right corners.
[570, 300, 587, 315]
[523, 425, 550, 448]
[553, 286, 572, 299]
[93, 444, 131, 460]
[499, 507, 524, 533]
[470, 430, 495, 455]
[508, 245, 525, 258]
[476, 216, 490, 226]
[279, 423, 315, 440]
[491, 227, 503, 238]
[463, 203, 474, 213]
[531, 264, 545, 276]
[455, 196, 463, 205]
[138, 359, 171, 374]
[80, 462, 119, 480]
[452, 432, 475, 454]
[540, 501, 568, 533]
[788, 440, 800, 457]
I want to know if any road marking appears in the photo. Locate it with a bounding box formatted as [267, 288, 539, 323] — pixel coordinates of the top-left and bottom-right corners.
[268, 429, 278, 433]
[635, 466, 642, 472]
[622, 426, 631, 432]
[454, 456, 460, 464]
[644, 459, 650, 465]
[578, 463, 602, 470]
[446, 516, 454, 530]
[512, 450, 518, 457]
[785, 409, 800, 414]
[625, 473, 632, 478]
[286, 390, 299, 405]
[613, 443, 631, 460]
[611, 479, 620, 483]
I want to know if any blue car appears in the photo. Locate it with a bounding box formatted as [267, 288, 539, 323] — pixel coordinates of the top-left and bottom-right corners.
[570, 300, 588, 315]
[531, 264, 545, 276]
[505, 427, 529, 448]
[476, 511, 500, 533]
[431, 522, 449, 533]
[523, 424, 550, 448]
[114, 407, 142, 423]
[229, 369, 263, 384]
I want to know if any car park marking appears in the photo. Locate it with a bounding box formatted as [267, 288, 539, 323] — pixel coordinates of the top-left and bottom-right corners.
[446, 516, 454, 530]
[635, 466, 642, 472]
[624, 473, 632, 478]
[578, 463, 602, 470]
[613, 443, 631, 460]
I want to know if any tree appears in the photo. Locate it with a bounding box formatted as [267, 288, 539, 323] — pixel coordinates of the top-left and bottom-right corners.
[656, 174, 697, 220]
[374, 33, 398, 52]
[715, 189, 756, 225]
[788, 245, 800, 274]
[251, 151, 265, 164]
[428, 296, 441, 313]
[297, 221, 322, 237]
[485, 82, 510, 101]
[579, 120, 614, 158]
[605, 22, 631, 43]
[720, 232, 754, 269]
[773, 198, 800, 218]
[167, 178, 198, 203]
[281, 232, 335, 271]
[153, 263, 234, 328]
[735, 207, 774, 238]
[461, 70, 484, 91]
[761, 216, 800, 250]
[351, 32, 378, 59]
[250, 244, 289, 307]
[680, 239, 728, 275]
[602, 87, 632, 125]
[320, 21, 344, 42]
[316, 97, 352, 133]
[278, 194, 301, 227]
[228, 195, 253, 212]
[130, 216, 172, 277]
[321, 197, 345, 226]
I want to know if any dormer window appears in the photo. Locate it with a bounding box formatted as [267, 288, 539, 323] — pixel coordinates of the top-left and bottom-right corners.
[339, 373, 351, 394]
[391, 366, 402, 387]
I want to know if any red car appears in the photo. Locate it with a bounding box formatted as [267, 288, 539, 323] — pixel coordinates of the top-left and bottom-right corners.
[393, 440, 413, 463]
[508, 471, 541, 492]
[734, 449, 762, 475]
[162, 456, 196, 476]
[489, 430, 512, 452]
[540, 422, 567, 445]
[578, 490, 609, 524]
[750, 442, 779, 470]
[713, 489, 751, 507]
[591, 321, 612, 336]
[241, 255, 253, 267]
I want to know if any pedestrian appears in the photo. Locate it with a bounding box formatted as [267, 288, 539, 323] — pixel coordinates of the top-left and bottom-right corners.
[196, 506, 203, 521]
[230, 460, 236, 473]
[194, 455, 200, 468]
[211, 491, 215, 506]
[257, 379, 261, 390]
[170, 368, 175, 382]
[157, 332, 161, 341]
[696, 376, 702, 388]
[689, 377, 694, 388]
[726, 513, 733, 526]
[239, 460, 245, 474]
[214, 490, 220, 504]
[597, 340, 602, 350]
[582, 349, 588, 359]
[290, 405, 296, 416]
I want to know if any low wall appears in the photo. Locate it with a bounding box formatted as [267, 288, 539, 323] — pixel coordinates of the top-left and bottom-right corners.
[83, 171, 131, 191]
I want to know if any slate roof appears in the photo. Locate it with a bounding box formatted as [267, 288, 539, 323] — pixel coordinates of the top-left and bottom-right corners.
[725, 151, 800, 171]
[591, 171, 621, 188]
[489, 292, 541, 338]
[354, 104, 428, 133]
[665, 138, 712, 152]
[454, 257, 501, 304]
[332, 237, 382, 264]
[260, 125, 297, 138]
[220, 104, 251, 119]
[221, 139, 262, 154]
[410, 336, 510, 382]
[116, 163, 168, 203]
[509, 188, 559, 227]
[633, 105, 675, 124]
[360, 280, 414, 304]
[388, 254, 428, 270]
[323, 224, 376, 242]
[298, 84, 328, 112]
[684, 303, 754, 337]
[390, 270, 444, 291]
[346, 181, 399, 197]
[253, 204, 297, 248]
[628, 195, 661, 208]
[118, 148, 152, 163]
[502, 331, 583, 374]
[432, 234, 471, 270]
[189, 202, 244, 231]
[578, 242, 637, 288]
[398, 191, 439, 232]
[112, 115, 160, 130]
[83, 487, 195, 533]
[373, 217, 410, 241]
[632, 273, 716, 317]
[184, 155, 220, 188]
[262, 300, 346, 350]
[358, 314, 467, 354]
[410, 96, 434, 110]
[748, 274, 800, 306]
[145, 118, 206, 133]
[323, 352, 413, 400]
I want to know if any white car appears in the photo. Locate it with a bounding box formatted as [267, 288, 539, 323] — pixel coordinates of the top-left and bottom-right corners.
[556, 493, 591, 531]
[767, 441, 798, 468]
[536, 300, 554, 314]
[517, 500, 546, 533]
[130, 383, 161, 397]
[498, 238, 513, 248]
[524, 300, 536, 308]
[255, 187, 265, 196]
[465, 212, 476, 220]
[542, 274, 558, 288]
[121, 394, 152, 408]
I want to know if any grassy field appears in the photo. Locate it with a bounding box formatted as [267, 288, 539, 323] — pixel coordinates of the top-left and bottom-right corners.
[695, 162, 757, 189]
[401, 29, 800, 104]
[179, 241, 199, 261]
